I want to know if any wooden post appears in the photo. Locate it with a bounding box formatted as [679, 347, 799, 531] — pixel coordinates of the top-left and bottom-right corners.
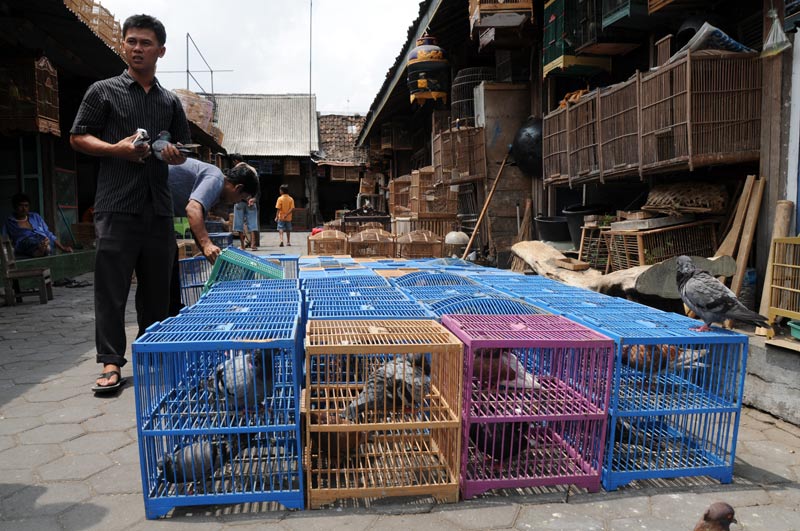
[462, 153, 509, 260]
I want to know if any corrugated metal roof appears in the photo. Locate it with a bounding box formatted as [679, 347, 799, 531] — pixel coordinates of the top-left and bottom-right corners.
[213, 94, 319, 157]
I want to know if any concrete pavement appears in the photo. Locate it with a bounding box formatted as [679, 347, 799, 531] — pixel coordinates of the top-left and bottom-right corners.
[1, 231, 799, 530]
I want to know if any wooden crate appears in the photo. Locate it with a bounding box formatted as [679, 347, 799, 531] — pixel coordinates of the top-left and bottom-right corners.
[307, 230, 348, 255]
[567, 91, 601, 185]
[330, 166, 346, 182]
[639, 51, 761, 173]
[542, 107, 569, 185]
[410, 167, 457, 216]
[304, 320, 462, 508]
[598, 75, 640, 180]
[578, 226, 610, 271]
[397, 230, 443, 259]
[604, 221, 717, 272]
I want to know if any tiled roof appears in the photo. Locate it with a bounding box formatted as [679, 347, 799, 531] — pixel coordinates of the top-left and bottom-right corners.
[316, 114, 368, 166]
[212, 94, 319, 157]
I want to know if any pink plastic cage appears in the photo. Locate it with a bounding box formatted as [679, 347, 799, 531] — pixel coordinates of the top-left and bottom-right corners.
[440, 314, 615, 498]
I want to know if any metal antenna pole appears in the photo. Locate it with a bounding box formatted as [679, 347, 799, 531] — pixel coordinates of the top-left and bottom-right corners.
[185, 32, 189, 90]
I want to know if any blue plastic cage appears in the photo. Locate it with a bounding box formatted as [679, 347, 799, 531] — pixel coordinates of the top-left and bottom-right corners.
[400, 285, 508, 303]
[178, 256, 213, 307]
[304, 287, 409, 303]
[208, 232, 234, 249]
[302, 276, 389, 289]
[132, 322, 304, 518]
[393, 271, 476, 287]
[430, 296, 546, 317]
[307, 299, 433, 319]
[523, 299, 749, 490]
[203, 279, 301, 291]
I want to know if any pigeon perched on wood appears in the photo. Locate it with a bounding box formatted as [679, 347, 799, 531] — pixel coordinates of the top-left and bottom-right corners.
[469, 421, 530, 468]
[208, 351, 272, 415]
[693, 502, 737, 531]
[676, 255, 770, 331]
[343, 354, 430, 422]
[151, 130, 195, 160]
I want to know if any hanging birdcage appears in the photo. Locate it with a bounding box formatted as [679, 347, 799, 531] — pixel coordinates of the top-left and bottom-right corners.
[406, 33, 449, 105]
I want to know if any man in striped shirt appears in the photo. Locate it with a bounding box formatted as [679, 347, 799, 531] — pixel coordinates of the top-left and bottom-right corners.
[70, 14, 191, 394]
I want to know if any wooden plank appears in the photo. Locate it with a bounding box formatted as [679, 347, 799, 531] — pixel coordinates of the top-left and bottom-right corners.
[765, 337, 800, 353]
[731, 177, 766, 296]
[715, 175, 755, 258]
[755, 200, 794, 335]
[609, 214, 693, 231]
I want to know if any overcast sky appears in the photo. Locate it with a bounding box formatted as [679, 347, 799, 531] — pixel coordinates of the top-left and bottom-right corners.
[97, 0, 422, 114]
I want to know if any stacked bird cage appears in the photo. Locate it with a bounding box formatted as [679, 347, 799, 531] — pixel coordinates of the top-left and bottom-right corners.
[598, 75, 640, 180]
[604, 221, 717, 272]
[441, 314, 614, 498]
[567, 90, 601, 185]
[132, 292, 304, 518]
[307, 229, 348, 256]
[388, 175, 412, 216]
[485, 281, 749, 491]
[639, 51, 761, 173]
[410, 171, 458, 216]
[178, 256, 212, 307]
[347, 229, 395, 258]
[396, 230, 443, 259]
[429, 296, 545, 318]
[542, 106, 569, 185]
[303, 319, 463, 508]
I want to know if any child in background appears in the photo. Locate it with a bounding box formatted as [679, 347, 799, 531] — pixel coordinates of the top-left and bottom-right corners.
[275, 184, 295, 247]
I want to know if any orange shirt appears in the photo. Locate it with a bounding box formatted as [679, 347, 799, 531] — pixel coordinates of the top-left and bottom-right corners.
[275, 194, 295, 221]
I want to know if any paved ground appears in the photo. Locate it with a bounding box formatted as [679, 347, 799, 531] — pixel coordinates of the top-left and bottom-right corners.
[1, 231, 799, 530]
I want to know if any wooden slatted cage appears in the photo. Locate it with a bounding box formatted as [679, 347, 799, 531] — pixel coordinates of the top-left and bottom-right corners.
[304, 320, 463, 508]
[567, 90, 601, 185]
[347, 230, 396, 258]
[0, 57, 60, 136]
[410, 167, 458, 216]
[598, 75, 640, 180]
[307, 230, 348, 256]
[389, 175, 412, 216]
[397, 230, 443, 259]
[639, 51, 761, 173]
[604, 221, 717, 272]
[543, 107, 569, 185]
[768, 237, 800, 325]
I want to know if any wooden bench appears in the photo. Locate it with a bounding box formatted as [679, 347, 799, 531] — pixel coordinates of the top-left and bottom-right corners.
[1, 236, 53, 306]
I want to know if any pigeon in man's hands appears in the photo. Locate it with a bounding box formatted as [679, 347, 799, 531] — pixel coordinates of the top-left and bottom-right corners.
[676, 255, 770, 332]
[151, 130, 195, 161]
[693, 502, 737, 531]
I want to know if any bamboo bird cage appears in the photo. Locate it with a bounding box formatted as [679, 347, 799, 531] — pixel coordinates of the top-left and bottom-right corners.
[303, 319, 463, 508]
[307, 230, 348, 256]
[396, 230, 443, 259]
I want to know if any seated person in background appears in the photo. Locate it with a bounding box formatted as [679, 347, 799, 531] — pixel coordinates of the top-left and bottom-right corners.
[3, 193, 73, 257]
[168, 158, 259, 264]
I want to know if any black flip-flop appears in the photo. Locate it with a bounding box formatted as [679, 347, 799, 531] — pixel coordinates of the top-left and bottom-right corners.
[92, 370, 126, 393]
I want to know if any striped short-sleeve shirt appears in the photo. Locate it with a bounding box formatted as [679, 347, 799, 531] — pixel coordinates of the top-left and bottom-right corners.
[70, 70, 191, 216]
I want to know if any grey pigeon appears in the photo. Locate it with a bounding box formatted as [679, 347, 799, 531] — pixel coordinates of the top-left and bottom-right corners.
[693, 501, 737, 531]
[209, 351, 272, 414]
[151, 130, 194, 161]
[343, 354, 430, 422]
[159, 437, 229, 486]
[132, 128, 150, 147]
[676, 255, 769, 331]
